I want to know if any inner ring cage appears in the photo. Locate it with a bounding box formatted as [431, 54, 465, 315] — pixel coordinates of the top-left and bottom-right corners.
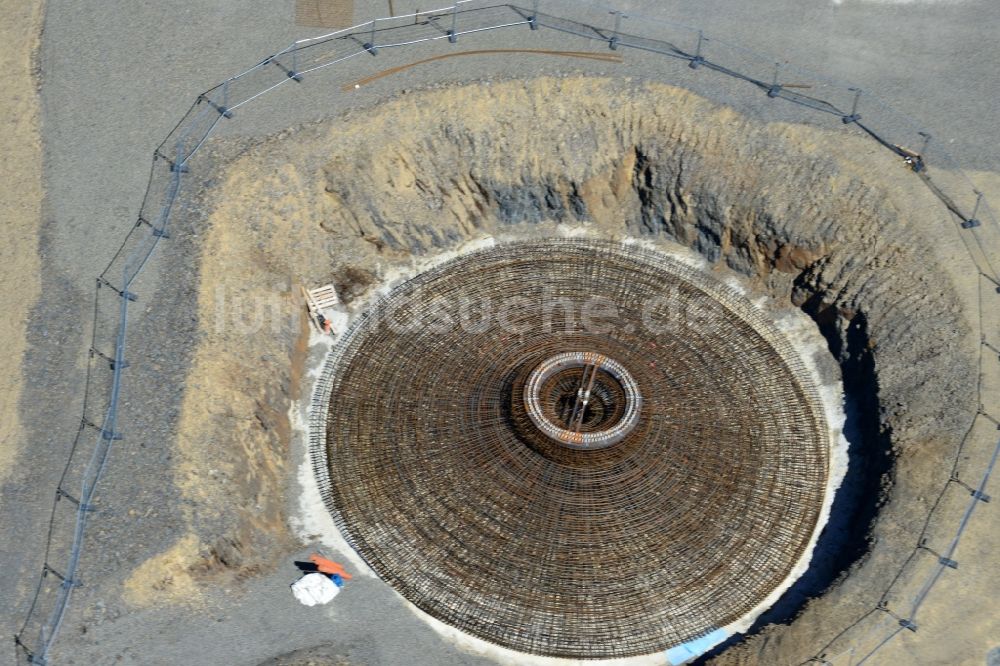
[524, 351, 642, 449]
[308, 238, 831, 659]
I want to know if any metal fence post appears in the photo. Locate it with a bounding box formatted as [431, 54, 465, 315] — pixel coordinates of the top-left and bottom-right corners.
[290, 48, 302, 82]
[843, 88, 862, 124]
[608, 11, 622, 50]
[171, 138, 188, 174]
[529, 0, 539, 30]
[918, 131, 931, 158]
[448, 3, 459, 43]
[689, 31, 704, 69]
[768, 62, 782, 97]
[962, 191, 983, 229]
[364, 19, 379, 53]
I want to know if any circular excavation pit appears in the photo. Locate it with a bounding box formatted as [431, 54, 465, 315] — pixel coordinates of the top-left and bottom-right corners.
[314, 239, 833, 658]
[184, 77, 977, 665]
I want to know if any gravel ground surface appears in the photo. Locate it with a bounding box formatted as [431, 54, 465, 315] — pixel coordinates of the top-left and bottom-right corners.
[3, 1, 998, 665]
[0, 0, 43, 485]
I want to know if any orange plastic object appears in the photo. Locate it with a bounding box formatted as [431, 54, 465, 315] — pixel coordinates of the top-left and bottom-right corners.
[309, 554, 353, 579]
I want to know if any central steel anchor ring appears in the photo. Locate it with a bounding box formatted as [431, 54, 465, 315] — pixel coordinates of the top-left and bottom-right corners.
[523, 351, 642, 450]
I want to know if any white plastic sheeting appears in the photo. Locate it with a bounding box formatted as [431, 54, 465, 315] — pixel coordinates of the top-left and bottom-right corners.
[291, 573, 340, 606]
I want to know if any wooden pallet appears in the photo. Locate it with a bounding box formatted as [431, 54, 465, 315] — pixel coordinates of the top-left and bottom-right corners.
[301, 284, 340, 332]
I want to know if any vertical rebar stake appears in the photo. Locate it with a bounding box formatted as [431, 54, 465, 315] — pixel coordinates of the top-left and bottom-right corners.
[530, 0, 539, 30]
[449, 4, 458, 42]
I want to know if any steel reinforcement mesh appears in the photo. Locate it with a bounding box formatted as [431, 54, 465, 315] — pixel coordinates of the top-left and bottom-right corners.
[313, 239, 830, 658]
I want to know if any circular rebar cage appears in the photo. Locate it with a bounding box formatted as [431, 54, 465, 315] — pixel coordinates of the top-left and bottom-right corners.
[314, 239, 830, 658]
